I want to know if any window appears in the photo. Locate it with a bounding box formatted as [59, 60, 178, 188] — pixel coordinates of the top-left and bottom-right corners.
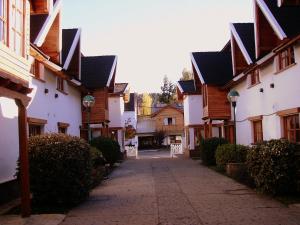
[252, 120, 263, 144]
[249, 69, 260, 86]
[28, 124, 42, 137]
[283, 114, 300, 143]
[58, 122, 69, 134]
[57, 77, 65, 92]
[0, 0, 7, 43]
[164, 117, 175, 125]
[30, 60, 44, 80]
[28, 117, 46, 137]
[10, 0, 24, 55]
[277, 47, 295, 72]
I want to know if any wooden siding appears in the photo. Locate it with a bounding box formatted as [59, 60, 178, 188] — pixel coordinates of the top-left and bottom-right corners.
[40, 12, 61, 64]
[82, 88, 109, 124]
[203, 85, 231, 120]
[30, 0, 51, 15]
[232, 35, 248, 75]
[153, 107, 184, 135]
[255, 2, 281, 58]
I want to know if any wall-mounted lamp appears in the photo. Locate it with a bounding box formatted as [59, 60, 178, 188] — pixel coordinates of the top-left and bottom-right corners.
[270, 83, 275, 88]
[44, 88, 49, 94]
[55, 93, 59, 98]
[259, 88, 264, 93]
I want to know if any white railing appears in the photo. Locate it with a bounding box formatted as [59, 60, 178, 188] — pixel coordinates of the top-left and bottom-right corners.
[170, 143, 183, 158]
[125, 146, 138, 158]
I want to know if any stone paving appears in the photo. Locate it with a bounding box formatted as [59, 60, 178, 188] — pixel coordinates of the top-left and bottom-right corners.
[58, 151, 300, 225]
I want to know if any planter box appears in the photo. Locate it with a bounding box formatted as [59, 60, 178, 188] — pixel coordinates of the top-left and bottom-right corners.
[226, 163, 246, 179]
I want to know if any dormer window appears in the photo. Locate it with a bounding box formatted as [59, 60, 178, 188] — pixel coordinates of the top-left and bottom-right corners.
[277, 47, 295, 72]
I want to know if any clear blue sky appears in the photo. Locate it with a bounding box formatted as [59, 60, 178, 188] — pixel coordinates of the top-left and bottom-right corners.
[62, 0, 253, 93]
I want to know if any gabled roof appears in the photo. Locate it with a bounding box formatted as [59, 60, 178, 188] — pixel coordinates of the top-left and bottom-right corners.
[262, 0, 300, 37]
[81, 56, 117, 89]
[125, 93, 136, 111]
[177, 80, 196, 94]
[113, 83, 128, 94]
[191, 51, 233, 86]
[151, 104, 183, 118]
[33, 0, 62, 47]
[231, 23, 256, 63]
[62, 29, 81, 69]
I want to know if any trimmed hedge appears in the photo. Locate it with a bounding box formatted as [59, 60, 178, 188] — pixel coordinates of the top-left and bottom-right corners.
[25, 134, 92, 206]
[246, 139, 299, 195]
[91, 136, 122, 167]
[200, 137, 228, 165]
[215, 144, 249, 171]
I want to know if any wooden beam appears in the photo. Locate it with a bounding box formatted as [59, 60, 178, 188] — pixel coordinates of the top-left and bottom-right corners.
[15, 100, 31, 218]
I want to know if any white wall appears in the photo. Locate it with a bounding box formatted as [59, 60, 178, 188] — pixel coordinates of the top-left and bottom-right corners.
[183, 95, 203, 126]
[27, 67, 82, 136]
[233, 43, 300, 145]
[108, 96, 124, 128]
[0, 97, 19, 183]
[137, 116, 156, 134]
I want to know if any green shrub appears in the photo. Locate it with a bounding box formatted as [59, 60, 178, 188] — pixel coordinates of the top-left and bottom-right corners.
[215, 144, 249, 171]
[200, 137, 228, 165]
[25, 133, 92, 206]
[246, 139, 299, 195]
[91, 136, 122, 167]
[90, 147, 106, 187]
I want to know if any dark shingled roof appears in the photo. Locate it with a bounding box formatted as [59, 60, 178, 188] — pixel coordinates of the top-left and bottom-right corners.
[81, 56, 116, 89]
[232, 23, 256, 61]
[30, 14, 48, 42]
[178, 80, 196, 94]
[114, 83, 128, 94]
[62, 29, 78, 65]
[263, 0, 300, 37]
[192, 52, 233, 86]
[125, 93, 136, 111]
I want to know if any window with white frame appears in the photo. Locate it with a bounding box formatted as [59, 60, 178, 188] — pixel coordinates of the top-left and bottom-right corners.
[164, 117, 175, 126]
[10, 0, 25, 56]
[0, 0, 7, 43]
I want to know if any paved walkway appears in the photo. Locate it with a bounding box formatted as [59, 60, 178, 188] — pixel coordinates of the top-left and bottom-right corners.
[60, 152, 300, 225]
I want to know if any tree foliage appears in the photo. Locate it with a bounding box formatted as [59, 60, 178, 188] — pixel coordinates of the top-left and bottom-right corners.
[159, 75, 176, 104]
[140, 93, 153, 116]
[180, 68, 193, 81]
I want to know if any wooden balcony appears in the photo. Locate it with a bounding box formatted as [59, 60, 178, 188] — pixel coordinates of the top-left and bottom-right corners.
[157, 125, 184, 135]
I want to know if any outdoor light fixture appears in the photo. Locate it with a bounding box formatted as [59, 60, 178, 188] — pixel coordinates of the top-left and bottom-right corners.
[82, 94, 95, 142]
[227, 90, 240, 151]
[270, 83, 275, 88]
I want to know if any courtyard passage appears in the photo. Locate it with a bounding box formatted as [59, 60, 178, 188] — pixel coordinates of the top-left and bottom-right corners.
[60, 151, 300, 225]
